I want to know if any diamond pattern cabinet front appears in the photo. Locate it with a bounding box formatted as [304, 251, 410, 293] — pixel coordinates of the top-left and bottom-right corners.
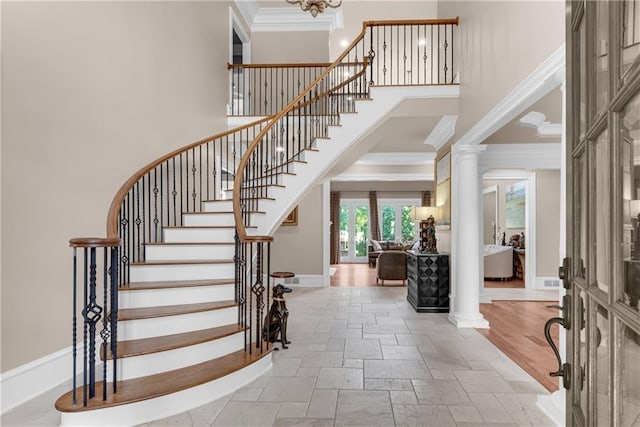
[406, 252, 450, 313]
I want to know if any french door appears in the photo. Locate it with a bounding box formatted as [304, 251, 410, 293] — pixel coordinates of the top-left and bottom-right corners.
[564, 1, 640, 425]
[340, 201, 369, 263]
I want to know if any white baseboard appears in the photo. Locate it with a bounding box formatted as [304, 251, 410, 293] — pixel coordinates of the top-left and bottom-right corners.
[535, 276, 561, 290]
[537, 390, 565, 426]
[283, 274, 325, 287]
[1, 346, 76, 414]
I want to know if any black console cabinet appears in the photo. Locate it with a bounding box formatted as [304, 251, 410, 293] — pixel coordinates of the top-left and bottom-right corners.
[406, 252, 450, 313]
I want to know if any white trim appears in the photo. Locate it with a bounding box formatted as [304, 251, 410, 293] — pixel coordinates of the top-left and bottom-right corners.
[448, 312, 490, 329]
[479, 143, 561, 171]
[331, 172, 435, 182]
[455, 44, 565, 146]
[322, 180, 331, 287]
[482, 170, 537, 291]
[534, 276, 561, 290]
[519, 111, 562, 137]
[233, 0, 259, 29]
[424, 115, 457, 151]
[354, 152, 435, 166]
[251, 7, 343, 32]
[283, 274, 325, 287]
[537, 391, 565, 427]
[0, 346, 96, 414]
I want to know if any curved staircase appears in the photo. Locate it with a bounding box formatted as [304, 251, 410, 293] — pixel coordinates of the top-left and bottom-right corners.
[55, 18, 459, 426]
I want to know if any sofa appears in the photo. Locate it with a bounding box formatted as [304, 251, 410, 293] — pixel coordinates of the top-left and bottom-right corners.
[368, 240, 413, 267]
[483, 245, 513, 280]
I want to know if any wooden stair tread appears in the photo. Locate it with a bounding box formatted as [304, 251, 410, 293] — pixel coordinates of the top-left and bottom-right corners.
[55, 346, 271, 412]
[105, 324, 245, 359]
[130, 259, 233, 266]
[118, 300, 236, 321]
[120, 278, 234, 291]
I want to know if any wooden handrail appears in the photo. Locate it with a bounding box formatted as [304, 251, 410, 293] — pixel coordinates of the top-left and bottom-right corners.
[232, 18, 459, 242]
[364, 17, 458, 27]
[232, 23, 371, 242]
[70, 237, 120, 248]
[227, 61, 365, 70]
[105, 116, 273, 238]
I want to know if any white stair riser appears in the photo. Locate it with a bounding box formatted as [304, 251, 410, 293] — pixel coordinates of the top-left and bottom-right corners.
[117, 306, 238, 340]
[59, 355, 272, 426]
[145, 245, 235, 261]
[164, 227, 236, 242]
[183, 213, 234, 227]
[119, 284, 235, 309]
[110, 332, 244, 381]
[130, 263, 235, 282]
[202, 200, 233, 212]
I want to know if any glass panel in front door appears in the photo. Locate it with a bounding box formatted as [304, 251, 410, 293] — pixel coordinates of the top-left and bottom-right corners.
[595, 305, 610, 425]
[620, 322, 640, 425]
[621, 0, 640, 78]
[595, 0, 609, 116]
[622, 92, 640, 310]
[593, 129, 611, 293]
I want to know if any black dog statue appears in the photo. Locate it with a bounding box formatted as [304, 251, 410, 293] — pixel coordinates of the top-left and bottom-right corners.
[262, 284, 292, 350]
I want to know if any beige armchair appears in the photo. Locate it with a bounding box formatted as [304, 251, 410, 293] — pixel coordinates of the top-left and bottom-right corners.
[483, 245, 513, 280]
[376, 250, 407, 286]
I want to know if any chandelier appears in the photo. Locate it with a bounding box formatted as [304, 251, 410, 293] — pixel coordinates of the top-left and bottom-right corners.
[286, 0, 342, 17]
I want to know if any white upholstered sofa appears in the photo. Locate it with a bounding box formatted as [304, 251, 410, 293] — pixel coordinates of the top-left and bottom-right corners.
[483, 245, 513, 279]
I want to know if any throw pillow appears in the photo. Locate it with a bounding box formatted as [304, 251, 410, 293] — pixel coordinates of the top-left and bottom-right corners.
[370, 239, 383, 251]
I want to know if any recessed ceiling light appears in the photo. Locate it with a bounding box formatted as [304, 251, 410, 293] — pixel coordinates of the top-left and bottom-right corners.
[418, 39, 427, 46]
[340, 39, 349, 47]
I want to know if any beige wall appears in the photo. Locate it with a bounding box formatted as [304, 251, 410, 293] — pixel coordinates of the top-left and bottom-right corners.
[438, 1, 564, 140]
[329, 1, 439, 60]
[270, 185, 324, 275]
[535, 170, 561, 277]
[483, 171, 561, 278]
[252, 31, 330, 63]
[1, 1, 232, 372]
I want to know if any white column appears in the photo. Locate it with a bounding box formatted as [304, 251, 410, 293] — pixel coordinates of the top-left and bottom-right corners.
[449, 144, 489, 328]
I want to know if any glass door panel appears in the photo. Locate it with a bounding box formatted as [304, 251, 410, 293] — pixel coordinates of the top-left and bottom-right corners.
[621, 0, 640, 78]
[340, 202, 369, 263]
[620, 322, 640, 426]
[381, 205, 396, 241]
[593, 129, 610, 293]
[354, 206, 369, 259]
[594, 0, 609, 115]
[595, 306, 610, 425]
[576, 152, 588, 279]
[621, 92, 640, 310]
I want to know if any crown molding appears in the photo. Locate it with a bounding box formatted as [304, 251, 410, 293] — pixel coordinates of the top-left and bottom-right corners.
[519, 111, 562, 137]
[456, 44, 565, 146]
[251, 7, 343, 32]
[354, 152, 436, 166]
[479, 143, 561, 171]
[424, 115, 457, 150]
[234, 0, 259, 29]
[332, 172, 434, 182]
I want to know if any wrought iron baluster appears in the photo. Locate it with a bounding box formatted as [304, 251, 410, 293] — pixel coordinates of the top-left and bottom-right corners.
[72, 248, 78, 405]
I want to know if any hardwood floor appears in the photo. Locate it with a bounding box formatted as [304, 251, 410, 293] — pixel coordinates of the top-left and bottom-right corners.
[330, 263, 379, 287]
[478, 300, 560, 392]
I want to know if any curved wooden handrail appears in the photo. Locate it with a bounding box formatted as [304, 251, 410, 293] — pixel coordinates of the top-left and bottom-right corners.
[227, 61, 365, 70]
[232, 18, 460, 241]
[105, 116, 273, 238]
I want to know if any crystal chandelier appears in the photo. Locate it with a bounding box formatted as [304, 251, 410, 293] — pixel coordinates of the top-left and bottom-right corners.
[286, 0, 342, 17]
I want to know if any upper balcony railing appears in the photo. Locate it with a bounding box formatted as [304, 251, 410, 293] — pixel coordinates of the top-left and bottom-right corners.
[229, 19, 458, 117]
[233, 18, 459, 241]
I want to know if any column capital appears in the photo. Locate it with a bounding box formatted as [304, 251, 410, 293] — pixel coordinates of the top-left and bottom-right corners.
[453, 143, 487, 156]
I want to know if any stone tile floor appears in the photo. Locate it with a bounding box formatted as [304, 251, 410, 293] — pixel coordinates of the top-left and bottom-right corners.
[1, 287, 555, 426]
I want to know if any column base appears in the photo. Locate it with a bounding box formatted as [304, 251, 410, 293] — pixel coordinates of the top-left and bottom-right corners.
[448, 312, 490, 328]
